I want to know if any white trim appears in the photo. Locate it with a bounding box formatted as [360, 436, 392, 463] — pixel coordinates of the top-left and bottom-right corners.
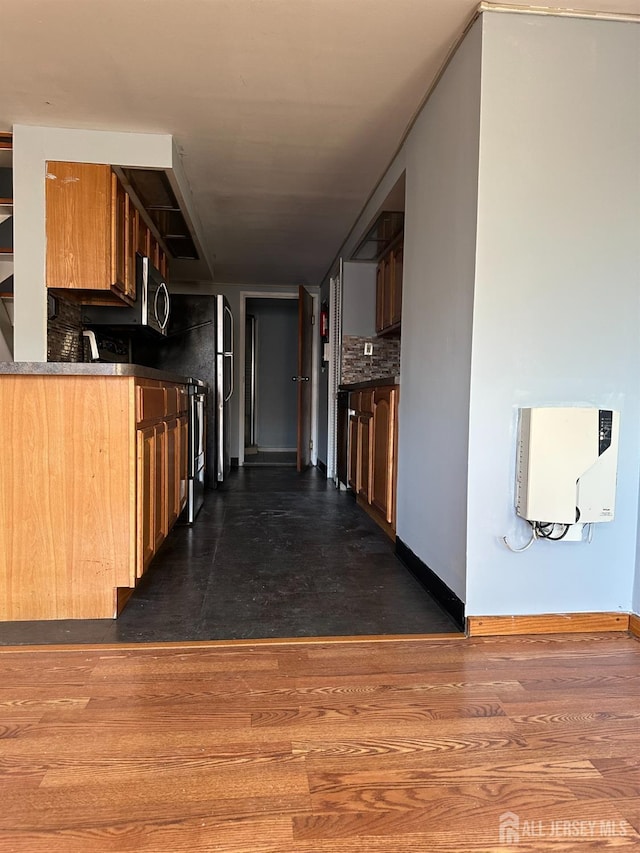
[255, 446, 297, 453]
[310, 290, 320, 468]
[326, 264, 343, 482]
[479, 2, 640, 24]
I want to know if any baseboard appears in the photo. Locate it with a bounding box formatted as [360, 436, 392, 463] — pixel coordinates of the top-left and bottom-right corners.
[467, 612, 630, 637]
[395, 538, 465, 631]
[256, 446, 297, 453]
[317, 459, 327, 476]
[630, 614, 640, 638]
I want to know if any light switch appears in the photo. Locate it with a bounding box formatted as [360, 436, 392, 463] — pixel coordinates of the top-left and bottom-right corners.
[364, 342, 373, 356]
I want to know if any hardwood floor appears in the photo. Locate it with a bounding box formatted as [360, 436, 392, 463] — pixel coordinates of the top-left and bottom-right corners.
[1, 632, 639, 851]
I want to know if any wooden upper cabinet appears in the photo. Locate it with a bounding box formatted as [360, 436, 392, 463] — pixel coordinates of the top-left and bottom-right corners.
[137, 212, 150, 256]
[124, 199, 137, 301]
[391, 242, 403, 326]
[376, 235, 403, 335]
[46, 161, 141, 305]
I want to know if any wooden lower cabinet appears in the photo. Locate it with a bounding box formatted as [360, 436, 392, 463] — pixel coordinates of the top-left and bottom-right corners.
[348, 384, 399, 535]
[371, 386, 397, 523]
[137, 424, 157, 579]
[0, 374, 189, 620]
[165, 417, 188, 532]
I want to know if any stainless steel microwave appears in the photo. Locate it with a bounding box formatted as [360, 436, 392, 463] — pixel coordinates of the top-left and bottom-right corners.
[82, 254, 170, 336]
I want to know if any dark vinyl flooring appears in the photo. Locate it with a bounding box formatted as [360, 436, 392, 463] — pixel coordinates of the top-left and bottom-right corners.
[243, 450, 297, 466]
[0, 467, 461, 646]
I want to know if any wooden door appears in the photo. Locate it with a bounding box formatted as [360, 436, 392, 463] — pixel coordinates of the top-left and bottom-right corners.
[165, 418, 179, 529]
[296, 285, 313, 472]
[348, 414, 359, 490]
[391, 242, 403, 326]
[45, 161, 111, 291]
[371, 386, 397, 522]
[376, 262, 384, 333]
[111, 173, 127, 293]
[124, 201, 137, 301]
[137, 214, 150, 256]
[178, 415, 189, 512]
[382, 254, 392, 330]
[154, 422, 167, 548]
[357, 413, 373, 501]
[136, 425, 156, 579]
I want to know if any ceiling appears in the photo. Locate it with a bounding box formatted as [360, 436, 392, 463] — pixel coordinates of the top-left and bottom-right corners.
[1, 0, 639, 286]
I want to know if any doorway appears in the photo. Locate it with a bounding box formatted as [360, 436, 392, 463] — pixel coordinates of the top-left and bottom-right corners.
[244, 297, 298, 467]
[238, 289, 319, 469]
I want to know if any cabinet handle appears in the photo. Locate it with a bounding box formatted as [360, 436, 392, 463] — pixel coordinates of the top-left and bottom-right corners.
[292, 376, 310, 382]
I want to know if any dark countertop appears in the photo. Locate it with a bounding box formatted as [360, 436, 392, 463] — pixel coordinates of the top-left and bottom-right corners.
[339, 375, 400, 391]
[0, 362, 207, 388]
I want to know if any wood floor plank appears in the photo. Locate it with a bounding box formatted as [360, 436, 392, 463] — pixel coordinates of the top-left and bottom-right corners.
[0, 634, 639, 852]
[291, 798, 638, 841]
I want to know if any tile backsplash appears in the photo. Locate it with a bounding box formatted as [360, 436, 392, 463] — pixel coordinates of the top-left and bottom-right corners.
[341, 334, 401, 385]
[47, 294, 84, 362]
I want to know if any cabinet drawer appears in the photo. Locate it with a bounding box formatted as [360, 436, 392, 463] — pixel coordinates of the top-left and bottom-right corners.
[136, 384, 165, 423]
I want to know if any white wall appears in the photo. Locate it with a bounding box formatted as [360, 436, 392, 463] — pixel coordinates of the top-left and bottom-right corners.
[394, 20, 482, 601]
[12, 125, 209, 362]
[319, 21, 481, 602]
[466, 14, 640, 615]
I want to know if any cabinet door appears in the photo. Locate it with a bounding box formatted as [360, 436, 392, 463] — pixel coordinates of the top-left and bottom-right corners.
[111, 172, 127, 293]
[178, 415, 189, 511]
[391, 242, 403, 326]
[348, 414, 359, 491]
[150, 234, 161, 270]
[376, 262, 385, 333]
[136, 425, 156, 579]
[165, 418, 180, 530]
[159, 249, 168, 280]
[382, 254, 392, 330]
[154, 422, 167, 548]
[371, 387, 397, 522]
[124, 201, 137, 301]
[46, 161, 112, 291]
[357, 413, 373, 502]
[137, 215, 150, 256]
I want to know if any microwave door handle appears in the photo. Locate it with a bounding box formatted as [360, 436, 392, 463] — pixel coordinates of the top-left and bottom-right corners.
[223, 304, 234, 402]
[155, 282, 170, 330]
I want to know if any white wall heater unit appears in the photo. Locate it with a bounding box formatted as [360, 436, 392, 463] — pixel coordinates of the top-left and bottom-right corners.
[516, 407, 619, 525]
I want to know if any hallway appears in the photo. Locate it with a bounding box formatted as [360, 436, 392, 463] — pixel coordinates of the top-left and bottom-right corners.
[0, 468, 460, 646]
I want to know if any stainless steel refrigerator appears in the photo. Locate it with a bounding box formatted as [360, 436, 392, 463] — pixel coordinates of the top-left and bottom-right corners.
[133, 293, 234, 487]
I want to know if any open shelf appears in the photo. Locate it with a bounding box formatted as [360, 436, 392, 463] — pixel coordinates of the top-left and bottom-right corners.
[0, 134, 12, 170]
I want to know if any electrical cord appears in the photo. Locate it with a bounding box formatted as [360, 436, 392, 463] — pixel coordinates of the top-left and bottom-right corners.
[502, 522, 538, 552]
[503, 518, 589, 551]
[536, 521, 571, 541]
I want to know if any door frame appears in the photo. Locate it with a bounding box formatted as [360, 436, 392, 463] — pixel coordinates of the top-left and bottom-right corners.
[238, 288, 320, 468]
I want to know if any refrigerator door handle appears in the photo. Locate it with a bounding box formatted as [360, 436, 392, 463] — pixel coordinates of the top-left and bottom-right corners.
[223, 304, 234, 402]
[224, 353, 234, 402]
